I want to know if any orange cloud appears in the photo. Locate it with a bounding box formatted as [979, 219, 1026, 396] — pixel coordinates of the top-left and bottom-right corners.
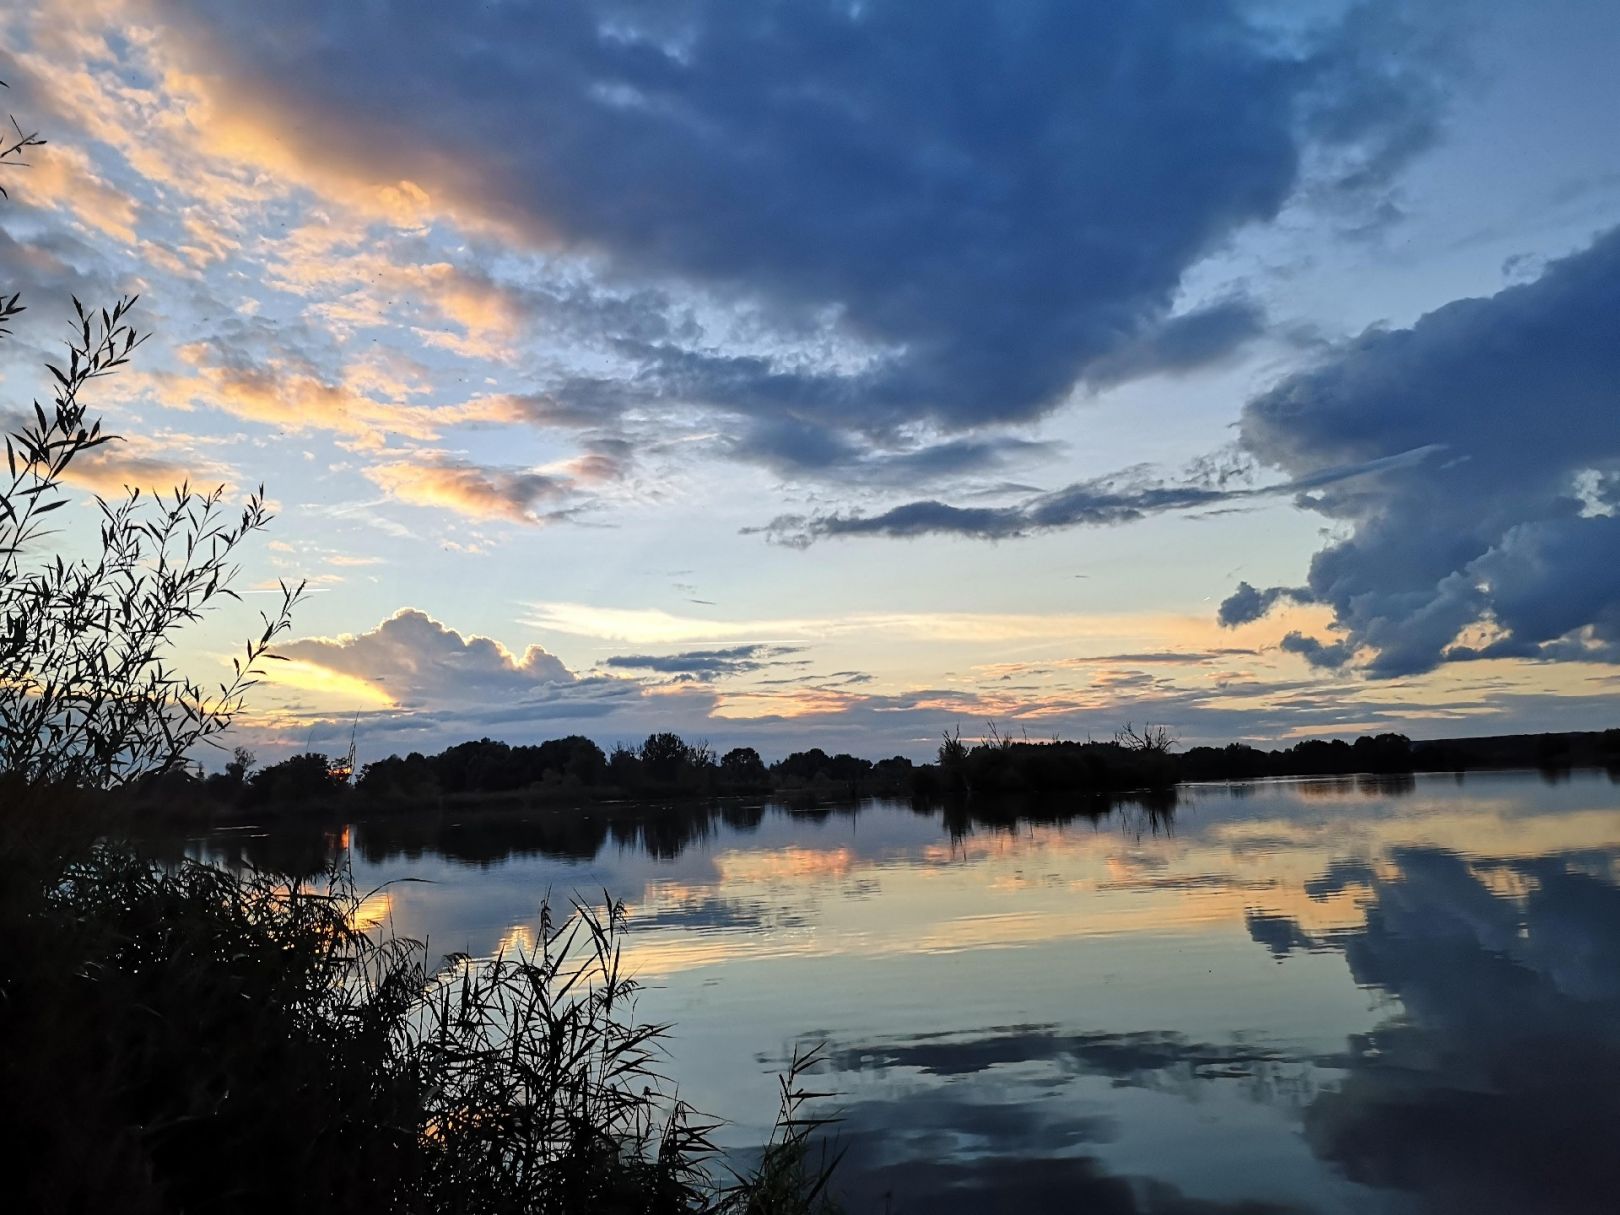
[7, 141, 138, 242]
[155, 349, 521, 449]
[711, 688, 860, 720]
[362, 455, 574, 524]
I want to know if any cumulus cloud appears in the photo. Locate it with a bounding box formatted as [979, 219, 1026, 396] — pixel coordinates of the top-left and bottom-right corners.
[277, 609, 575, 707]
[145, 0, 1449, 457]
[1279, 849, 1620, 1215]
[1223, 225, 1620, 675]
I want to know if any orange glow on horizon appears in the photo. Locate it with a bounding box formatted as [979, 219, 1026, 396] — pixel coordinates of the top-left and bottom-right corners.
[265, 658, 397, 708]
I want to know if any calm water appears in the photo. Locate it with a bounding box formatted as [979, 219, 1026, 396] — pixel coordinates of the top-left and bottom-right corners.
[195, 770, 1620, 1214]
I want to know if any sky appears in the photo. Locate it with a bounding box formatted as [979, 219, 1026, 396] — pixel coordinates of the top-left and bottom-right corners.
[3, 0, 1619, 764]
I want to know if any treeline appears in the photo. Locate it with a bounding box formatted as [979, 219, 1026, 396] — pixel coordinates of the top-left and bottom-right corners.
[354, 734, 920, 801]
[1181, 728, 1620, 781]
[925, 725, 1179, 797]
[176, 733, 923, 812]
[940, 727, 1620, 794]
[154, 724, 1620, 816]
[1180, 732, 1423, 781]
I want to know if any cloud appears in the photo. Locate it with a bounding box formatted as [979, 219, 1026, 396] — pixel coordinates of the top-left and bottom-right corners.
[754, 446, 1443, 546]
[601, 643, 805, 682]
[250, 625, 1620, 763]
[728, 421, 1062, 484]
[143, 0, 1450, 450]
[1217, 582, 1310, 628]
[265, 239, 684, 363]
[976, 650, 1261, 680]
[1081, 297, 1270, 389]
[520, 601, 1269, 647]
[1279, 631, 1355, 670]
[157, 347, 470, 447]
[4, 140, 138, 243]
[0, 226, 108, 353]
[276, 608, 575, 708]
[61, 432, 235, 496]
[1, 403, 237, 499]
[362, 454, 584, 525]
[1226, 225, 1620, 675]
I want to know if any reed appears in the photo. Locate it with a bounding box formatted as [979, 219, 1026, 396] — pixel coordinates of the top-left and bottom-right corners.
[0, 826, 840, 1213]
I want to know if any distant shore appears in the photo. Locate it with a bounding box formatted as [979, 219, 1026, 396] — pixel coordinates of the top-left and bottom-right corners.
[111, 725, 1620, 822]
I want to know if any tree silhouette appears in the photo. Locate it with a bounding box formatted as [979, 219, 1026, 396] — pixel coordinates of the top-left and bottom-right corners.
[639, 732, 689, 783]
[1, 103, 301, 794]
[720, 746, 768, 788]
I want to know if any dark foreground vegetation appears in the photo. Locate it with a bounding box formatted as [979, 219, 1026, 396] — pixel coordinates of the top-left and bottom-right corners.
[141, 722, 1620, 819]
[1, 802, 837, 1214]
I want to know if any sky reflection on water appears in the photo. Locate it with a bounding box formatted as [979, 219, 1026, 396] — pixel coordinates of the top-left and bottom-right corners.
[196, 770, 1620, 1213]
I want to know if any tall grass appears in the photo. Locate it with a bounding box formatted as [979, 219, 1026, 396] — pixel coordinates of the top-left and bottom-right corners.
[0, 814, 838, 1214]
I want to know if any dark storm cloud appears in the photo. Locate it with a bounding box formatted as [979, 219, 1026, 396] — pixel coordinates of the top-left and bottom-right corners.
[156, 0, 1450, 450]
[1223, 225, 1620, 675]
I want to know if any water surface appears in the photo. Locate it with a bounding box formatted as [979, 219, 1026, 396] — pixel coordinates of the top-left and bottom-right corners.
[196, 770, 1620, 1214]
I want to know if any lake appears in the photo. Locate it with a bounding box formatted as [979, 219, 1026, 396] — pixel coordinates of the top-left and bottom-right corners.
[192, 769, 1620, 1214]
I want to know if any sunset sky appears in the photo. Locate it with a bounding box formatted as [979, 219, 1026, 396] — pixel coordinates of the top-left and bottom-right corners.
[4, 0, 1619, 762]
